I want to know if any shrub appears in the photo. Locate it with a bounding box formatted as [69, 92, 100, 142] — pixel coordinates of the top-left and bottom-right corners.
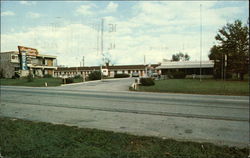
[140, 77, 155, 86]
[88, 71, 101, 80]
[114, 74, 130, 78]
[166, 72, 173, 79]
[0, 69, 3, 78]
[213, 72, 232, 79]
[27, 73, 34, 82]
[11, 72, 20, 79]
[62, 77, 74, 84]
[43, 74, 53, 78]
[172, 71, 186, 79]
[74, 75, 82, 79]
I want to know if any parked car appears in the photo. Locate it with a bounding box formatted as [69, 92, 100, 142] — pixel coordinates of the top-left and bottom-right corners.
[132, 72, 139, 77]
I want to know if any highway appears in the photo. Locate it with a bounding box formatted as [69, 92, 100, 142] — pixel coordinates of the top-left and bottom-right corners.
[0, 78, 249, 147]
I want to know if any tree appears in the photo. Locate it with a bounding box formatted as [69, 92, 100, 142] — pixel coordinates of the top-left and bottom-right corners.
[209, 45, 228, 79]
[209, 19, 249, 80]
[172, 52, 190, 61]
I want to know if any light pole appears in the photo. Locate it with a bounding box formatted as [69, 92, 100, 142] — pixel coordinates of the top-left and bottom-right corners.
[199, 4, 202, 82]
[224, 54, 227, 80]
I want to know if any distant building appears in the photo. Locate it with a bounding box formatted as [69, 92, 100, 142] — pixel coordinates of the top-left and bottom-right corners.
[54, 64, 160, 78]
[156, 60, 214, 78]
[0, 46, 57, 78]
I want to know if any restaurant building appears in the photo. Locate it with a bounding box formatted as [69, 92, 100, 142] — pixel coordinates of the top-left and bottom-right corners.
[156, 60, 214, 78]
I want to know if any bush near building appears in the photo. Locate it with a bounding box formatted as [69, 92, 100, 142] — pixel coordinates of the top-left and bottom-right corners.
[172, 71, 186, 79]
[43, 74, 53, 78]
[65, 78, 74, 84]
[114, 74, 130, 78]
[140, 77, 155, 86]
[26, 73, 34, 82]
[88, 71, 101, 80]
[73, 75, 82, 79]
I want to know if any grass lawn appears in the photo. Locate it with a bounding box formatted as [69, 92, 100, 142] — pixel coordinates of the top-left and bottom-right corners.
[0, 117, 247, 158]
[138, 79, 249, 96]
[0, 78, 85, 87]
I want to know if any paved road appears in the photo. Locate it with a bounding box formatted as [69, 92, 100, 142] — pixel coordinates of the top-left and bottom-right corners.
[0, 78, 249, 147]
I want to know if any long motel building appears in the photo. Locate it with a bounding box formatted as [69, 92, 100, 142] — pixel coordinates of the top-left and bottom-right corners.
[54, 64, 160, 78]
[54, 60, 214, 78]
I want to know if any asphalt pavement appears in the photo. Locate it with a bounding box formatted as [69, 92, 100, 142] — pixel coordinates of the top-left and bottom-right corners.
[0, 78, 249, 147]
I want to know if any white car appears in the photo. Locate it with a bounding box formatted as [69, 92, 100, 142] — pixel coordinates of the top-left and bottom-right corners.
[132, 72, 139, 77]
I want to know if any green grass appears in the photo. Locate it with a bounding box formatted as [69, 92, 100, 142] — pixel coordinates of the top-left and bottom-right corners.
[0, 78, 85, 87]
[138, 79, 249, 96]
[73, 78, 84, 83]
[0, 78, 62, 87]
[0, 117, 247, 158]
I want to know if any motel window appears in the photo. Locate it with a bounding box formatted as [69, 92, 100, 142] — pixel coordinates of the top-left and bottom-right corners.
[14, 67, 19, 71]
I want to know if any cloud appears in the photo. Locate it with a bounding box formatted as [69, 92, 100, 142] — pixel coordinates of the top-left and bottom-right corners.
[76, 4, 96, 15]
[105, 2, 118, 13]
[27, 12, 43, 19]
[1, 1, 248, 66]
[1, 23, 101, 67]
[20, 1, 36, 5]
[1, 11, 15, 16]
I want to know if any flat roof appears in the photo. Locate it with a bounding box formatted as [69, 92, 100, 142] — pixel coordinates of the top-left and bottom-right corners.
[56, 64, 160, 71]
[36, 54, 57, 58]
[0, 51, 19, 54]
[1, 51, 56, 58]
[156, 60, 214, 69]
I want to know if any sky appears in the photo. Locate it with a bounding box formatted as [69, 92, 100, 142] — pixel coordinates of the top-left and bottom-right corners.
[1, 1, 249, 67]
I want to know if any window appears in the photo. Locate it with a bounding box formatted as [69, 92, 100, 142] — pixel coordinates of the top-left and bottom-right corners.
[14, 67, 19, 71]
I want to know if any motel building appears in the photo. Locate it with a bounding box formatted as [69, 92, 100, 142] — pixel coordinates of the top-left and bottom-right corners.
[54, 60, 214, 79]
[54, 64, 160, 78]
[0, 46, 57, 78]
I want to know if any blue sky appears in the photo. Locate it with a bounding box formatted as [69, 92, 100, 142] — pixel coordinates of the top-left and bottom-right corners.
[1, 1, 249, 66]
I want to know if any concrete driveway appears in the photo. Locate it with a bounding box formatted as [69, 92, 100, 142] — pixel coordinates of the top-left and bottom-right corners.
[58, 78, 135, 92]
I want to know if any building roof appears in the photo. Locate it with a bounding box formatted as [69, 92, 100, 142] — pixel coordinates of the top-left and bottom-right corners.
[156, 60, 214, 69]
[1, 51, 56, 58]
[0, 51, 19, 54]
[37, 54, 57, 58]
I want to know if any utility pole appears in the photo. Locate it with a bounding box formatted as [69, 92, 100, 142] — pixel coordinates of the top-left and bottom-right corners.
[82, 56, 85, 67]
[221, 52, 224, 80]
[100, 18, 104, 80]
[199, 4, 202, 82]
[144, 55, 147, 77]
[97, 24, 100, 55]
